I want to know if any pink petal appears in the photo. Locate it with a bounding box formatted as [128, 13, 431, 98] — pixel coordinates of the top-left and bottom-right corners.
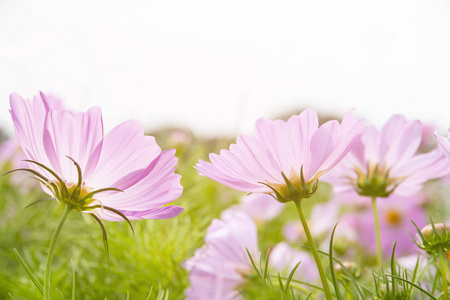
[380, 115, 421, 167]
[9, 93, 52, 168]
[42, 107, 103, 183]
[97, 150, 183, 210]
[88, 120, 161, 190]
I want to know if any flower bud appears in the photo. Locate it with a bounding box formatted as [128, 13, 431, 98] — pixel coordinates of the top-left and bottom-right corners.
[334, 261, 360, 280]
[421, 223, 448, 243]
[413, 222, 450, 254]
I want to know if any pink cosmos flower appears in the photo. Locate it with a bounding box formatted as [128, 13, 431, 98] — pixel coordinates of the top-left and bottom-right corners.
[325, 115, 450, 198]
[9, 92, 183, 221]
[196, 109, 365, 202]
[184, 211, 259, 300]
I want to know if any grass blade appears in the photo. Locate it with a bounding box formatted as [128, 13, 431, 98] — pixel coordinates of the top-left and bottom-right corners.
[145, 287, 153, 300]
[284, 261, 301, 294]
[56, 288, 66, 300]
[71, 259, 76, 300]
[8, 293, 17, 300]
[13, 248, 44, 296]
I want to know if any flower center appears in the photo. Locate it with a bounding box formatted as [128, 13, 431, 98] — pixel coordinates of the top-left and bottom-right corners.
[385, 209, 402, 226]
[50, 180, 96, 210]
[262, 167, 318, 203]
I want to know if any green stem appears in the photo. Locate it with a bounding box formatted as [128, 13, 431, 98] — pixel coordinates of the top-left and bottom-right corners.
[439, 249, 449, 300]
[371, 196, 382, 266]
[44, 205, 72, 300]
[293, 199, 332, 300]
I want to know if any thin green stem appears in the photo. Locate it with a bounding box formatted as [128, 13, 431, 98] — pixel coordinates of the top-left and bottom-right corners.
[371, 196, 382, 266]
[438, 249, 449, 300]
[44, 205, 72, 300]
[293, 199, 332, 300]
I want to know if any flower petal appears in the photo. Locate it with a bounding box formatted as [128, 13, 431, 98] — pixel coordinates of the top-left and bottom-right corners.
[88, 119, 161, 190]
[97, 149, 183, 210]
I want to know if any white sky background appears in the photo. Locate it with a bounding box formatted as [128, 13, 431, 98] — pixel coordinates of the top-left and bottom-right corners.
[0, 0, 449, 138]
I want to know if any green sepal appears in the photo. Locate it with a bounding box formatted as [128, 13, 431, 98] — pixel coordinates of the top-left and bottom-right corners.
[258, 182, 288, 203]
[90, 213, 110, 266]
[78, 187, 123, 207]
[24, 159, 69, 200]
[24, 197, 56, 209]
[281, 172, 300, 200]
[85, 205, 134, 235]
[66, 156, 83, 205]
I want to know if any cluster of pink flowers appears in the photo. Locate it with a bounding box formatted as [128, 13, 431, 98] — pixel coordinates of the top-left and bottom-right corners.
[3, 91, 450, 299]
[186, 108, 450, 298]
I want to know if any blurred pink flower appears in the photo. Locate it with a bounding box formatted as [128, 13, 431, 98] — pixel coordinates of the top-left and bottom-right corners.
[9, 92, 183, 221]
[353, 194, 427, 257]
[197, 109, 365, 203]
[228, 193, 285, 224]
[0, 138, 22, 170]
[283, 202, 339, 243]
[0, 138, 34, 189]
[184, 211, 259, 300]
[325, 115, 450, 198]
[436, 129, 450, 159]
[419, 123, 437, 152]
[269, 242, 318, 282]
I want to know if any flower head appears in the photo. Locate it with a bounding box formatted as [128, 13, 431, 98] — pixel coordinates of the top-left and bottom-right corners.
[196, 109, 365, 203]
[8, 92, 183, 222]
[325, 115, 450, 198]
[184, 211, 259, 300]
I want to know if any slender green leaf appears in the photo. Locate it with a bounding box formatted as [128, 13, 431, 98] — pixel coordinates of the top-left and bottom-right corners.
[284, 261, 301, 294]
[245, 247, 262, 279]
[13, 248, 44, 295]
[56, 288, 66, 300]
[277, 272, 285, 291]
[145, 287, 153, 300]
[263, 248, 271, 281]
[8, 293, 17, 300]
[329, 224, 342, 300]
[390, 242, 397, 297]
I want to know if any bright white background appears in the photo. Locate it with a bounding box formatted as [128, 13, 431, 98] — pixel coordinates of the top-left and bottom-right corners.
[1, 0, 449, 137]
